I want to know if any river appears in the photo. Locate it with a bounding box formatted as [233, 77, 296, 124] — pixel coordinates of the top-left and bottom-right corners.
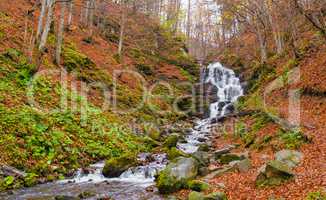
[0, 62, 243, 200]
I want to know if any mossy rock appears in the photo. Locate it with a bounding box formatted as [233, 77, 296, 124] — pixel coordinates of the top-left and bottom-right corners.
[156, 157, 198, 194]
[204, 192, 228, 200]
[63, 45, 96, 72]
[187, 180, 210, 192]
[198, 144, 210, 152]
[188, 191, 204, 200]
[167, 147, 188, 160]
[218, 153, 245, 165]
[102, 153, 138, 178]
[256, 160, 294, 187]
[147, 128, 161, 141]
[163, 134, 179, 149]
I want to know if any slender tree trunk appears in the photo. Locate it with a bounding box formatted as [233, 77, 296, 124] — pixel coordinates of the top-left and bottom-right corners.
[56, 1, 67, 65]
[256, 24, 267, 62]
[37, 0, 47, 39]
[186, 0, 191, 41]
[39, 0, 55, 51]
[67, 0, 73, 29]
[118, 1, 126, 58]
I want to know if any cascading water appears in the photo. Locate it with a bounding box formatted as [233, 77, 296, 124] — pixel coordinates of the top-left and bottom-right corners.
[1, 62, 243, 200]
[177, 62, 243, 153]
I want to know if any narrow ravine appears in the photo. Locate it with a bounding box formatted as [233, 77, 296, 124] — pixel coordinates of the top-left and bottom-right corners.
[1, 62, 243, 200]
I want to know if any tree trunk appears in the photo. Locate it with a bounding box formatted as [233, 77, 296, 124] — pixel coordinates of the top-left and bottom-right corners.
[55, 1, 67, 65]
[39, 0, 55, 51]
[67, 0, 73, 29]
[36, 0, 47, 39]
[118, 1, 126, 58]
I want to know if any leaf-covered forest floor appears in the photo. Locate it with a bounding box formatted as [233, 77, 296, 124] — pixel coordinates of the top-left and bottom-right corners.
[179, 27, 326, 199]
[0, 0, 198, 191]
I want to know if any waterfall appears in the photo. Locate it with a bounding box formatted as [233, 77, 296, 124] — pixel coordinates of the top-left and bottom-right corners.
[177, 62, 243, 153]
[204, 62, 243, 119]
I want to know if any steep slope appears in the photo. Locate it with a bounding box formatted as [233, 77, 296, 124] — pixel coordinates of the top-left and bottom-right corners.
[203, 24, 326, 199]
[0, 0, 199, 191]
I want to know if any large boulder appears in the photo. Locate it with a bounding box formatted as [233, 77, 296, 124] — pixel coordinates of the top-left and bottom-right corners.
[229, 158, 252, 173]
[275, 150, 303, 168]
[256, 160, 294, 187]
[102, 153, 138, 178]
[156, 157, 199, 194]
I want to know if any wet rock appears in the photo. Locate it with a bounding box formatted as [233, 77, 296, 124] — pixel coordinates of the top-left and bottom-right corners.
[229, 158, 252, 173]
[256, 160, 294, 187]
[187, 180, 210, 192]
[156, 157, 199, 194]
[188, 191, 205, 200]
[102, 153, 138, 178]
[275, 150, 303, 168]
[163, 133, 179, 149]
[204, 192, 227, 200]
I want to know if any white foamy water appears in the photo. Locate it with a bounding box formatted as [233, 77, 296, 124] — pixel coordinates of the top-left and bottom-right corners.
[60, 153, 168, 186]
[177, 62, 243, 154]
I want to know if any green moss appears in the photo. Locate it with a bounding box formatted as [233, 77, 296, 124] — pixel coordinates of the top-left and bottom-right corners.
[167, 147, 188, 160]
[218, 153, 244, 164]
[278, 129, 309, 149]
[155, 168, 187, 194]
[0, 29, 5, 39]
[305, 191, 326, 200]
[188, 191, 204, 200]
[63, 44, 95, 72]
[47, 33, 56, 46]
[102, 153, 138, 178]
[163, 134, 179, 149]
[187, 180, 210, 192]
[256, 160, 294, 187]
[135, 63, 154, 76]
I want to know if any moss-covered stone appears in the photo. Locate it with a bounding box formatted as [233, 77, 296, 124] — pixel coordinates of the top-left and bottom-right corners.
[102, 153, 138, 178]
[204, 192, 228, 200]
[198, 144, 210, 152]
[188, 191, 204, 200]
[147, 128, 161, 141]
[163, 134, 179, 149]
[218, 153, 245, 165]
[167, 147, 188, 160]
[256, 160, 294, 187]
[187, 180, 210, 192]
[156, 157, 198, 194]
